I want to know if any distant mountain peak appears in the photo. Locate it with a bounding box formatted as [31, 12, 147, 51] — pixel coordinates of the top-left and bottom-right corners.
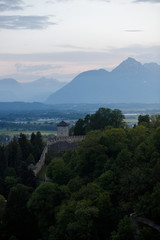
[112, 57, 143, 74]
[143, 62, 160, 73]
[0, 78, 18, 84]
[126, 57, 137, 62]
[120, 57, 142, 66]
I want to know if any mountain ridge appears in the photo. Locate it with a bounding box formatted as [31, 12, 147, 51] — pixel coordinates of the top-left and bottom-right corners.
[0, 77, 66, 102]
[46, 58, 160, 104]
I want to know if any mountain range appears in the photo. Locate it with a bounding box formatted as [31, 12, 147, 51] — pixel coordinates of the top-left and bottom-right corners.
[0, 77, 66, 102]
[1, 58, 160, 104]
[46, 58, 160, 104]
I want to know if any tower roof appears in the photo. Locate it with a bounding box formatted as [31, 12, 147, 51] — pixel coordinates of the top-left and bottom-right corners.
[57, 121, 69, 127]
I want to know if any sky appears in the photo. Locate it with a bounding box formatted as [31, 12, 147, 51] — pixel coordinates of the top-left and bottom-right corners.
[0, 0, 160, 82]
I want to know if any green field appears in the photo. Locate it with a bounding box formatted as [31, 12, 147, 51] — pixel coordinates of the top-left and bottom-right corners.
[0, 129, 57, 136]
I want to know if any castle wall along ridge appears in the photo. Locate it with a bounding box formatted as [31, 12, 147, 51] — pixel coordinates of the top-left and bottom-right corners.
[31, 121, 85, 176]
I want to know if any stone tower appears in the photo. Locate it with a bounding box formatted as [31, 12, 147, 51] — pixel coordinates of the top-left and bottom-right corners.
[57, 121, 69, 137]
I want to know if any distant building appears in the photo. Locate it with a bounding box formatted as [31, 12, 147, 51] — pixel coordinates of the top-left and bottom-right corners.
[57, 121, 69, 137]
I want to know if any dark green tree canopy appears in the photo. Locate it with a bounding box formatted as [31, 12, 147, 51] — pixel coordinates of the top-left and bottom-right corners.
[72, 107, 125, 135]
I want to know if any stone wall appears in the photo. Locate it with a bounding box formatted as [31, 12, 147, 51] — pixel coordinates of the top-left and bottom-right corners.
[33, 145, 48, 176]
[31, 136, 85, 176]
[57, 126, 69, 137]
[47, 136, 85, 152]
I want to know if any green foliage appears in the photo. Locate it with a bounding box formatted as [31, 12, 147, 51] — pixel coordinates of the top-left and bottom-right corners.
[138, 114, 150, 127]
[27, 182, 63, 230]
[1, 114, 160, 240]
[67, 176, 83, 192]
[26, 153, 35, 165]
[150, 182, 160, 223]
[66, 201, 99, 240]
[153, 127, 160, 153]
[4, 176, 18, 197]
[4, 167, 17, 177]
[111, 216, 136, 240]
[74, 118, 86, 135]
[9, 236, 17, 240]
[0, 131, 43, 197]
[73, 107, 124, 135]
[150, 114, 160, 129]
[5, 184, 35, 240]
[0, 194, 6, 221]
[47, 158, 71, 185]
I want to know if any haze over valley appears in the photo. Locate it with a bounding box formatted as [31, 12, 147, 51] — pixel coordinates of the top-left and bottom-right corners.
[0, 77, 66, 102]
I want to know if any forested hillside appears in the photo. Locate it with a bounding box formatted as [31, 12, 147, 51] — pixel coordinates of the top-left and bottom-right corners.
[0, 110, 160, 240]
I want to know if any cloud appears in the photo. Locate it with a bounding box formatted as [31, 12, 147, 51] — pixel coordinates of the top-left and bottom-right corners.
[0, 15, 56, 30]
[0, 45, 160, 82]
[0, 45, 160, 66]
[46, 0, 71, 3]
[15, 63, 62, 72]
[46, 0, 110, 3]
[134, 0, 160, 3]
[0, 0, 24, 11]
[124, 30, 144, 32]
[58, 44, 93, 50]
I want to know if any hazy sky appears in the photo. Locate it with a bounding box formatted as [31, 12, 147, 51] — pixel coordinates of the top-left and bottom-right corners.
[0, 0, 160, 82]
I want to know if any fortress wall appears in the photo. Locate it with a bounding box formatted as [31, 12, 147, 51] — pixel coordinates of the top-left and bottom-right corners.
[47, 136, 85, 145]
[32, 136, 85, 176]
[33, 145, 48, 176]
[48, 141, 81, 152]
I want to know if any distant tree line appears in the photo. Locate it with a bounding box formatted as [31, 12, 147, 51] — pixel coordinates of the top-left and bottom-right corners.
[0, 110, 85, 122]
[0, 122, 57, 132]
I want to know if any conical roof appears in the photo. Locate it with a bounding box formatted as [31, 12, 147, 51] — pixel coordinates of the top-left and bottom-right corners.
[57, 121, 69, 127]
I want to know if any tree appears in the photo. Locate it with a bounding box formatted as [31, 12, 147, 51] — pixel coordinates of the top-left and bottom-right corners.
[150, 114, 160, 129]
[111, 109, 125, 128]
[73, 118, 86, 136]
[111, 216, 136, 240]
[73, 108, 124, 135]
[100, 128, 127, 158]
[47, 158, 71, 185]
[27, 182, 63, 230]
[73, 183, 115, 239]
[151, 182, 160, 223]
[4, 167, 16, 178]
[0, 146, 7, 177]
[0, 194, 6, 222]
[26, 153, 35, 165]
[138, 114, 150, 127]
[67, 200, 99, 240]
[18, 162, 36, 188]
[153, 127, 160, 153]
[76, 143, 107, 180]
[5, 184, 35, 240]
[8, 236, 17, 240]
[18, 133, 32, 162]
[4, 176, 18, 197]
[31, 132, 44, 162]
[6, 137, 22, 171]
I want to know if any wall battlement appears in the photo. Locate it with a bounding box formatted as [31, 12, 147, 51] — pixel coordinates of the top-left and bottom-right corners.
[47, 135, 85, 145]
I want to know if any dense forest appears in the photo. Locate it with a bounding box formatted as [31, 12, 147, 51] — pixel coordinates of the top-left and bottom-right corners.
[0, 108, 160, 240]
